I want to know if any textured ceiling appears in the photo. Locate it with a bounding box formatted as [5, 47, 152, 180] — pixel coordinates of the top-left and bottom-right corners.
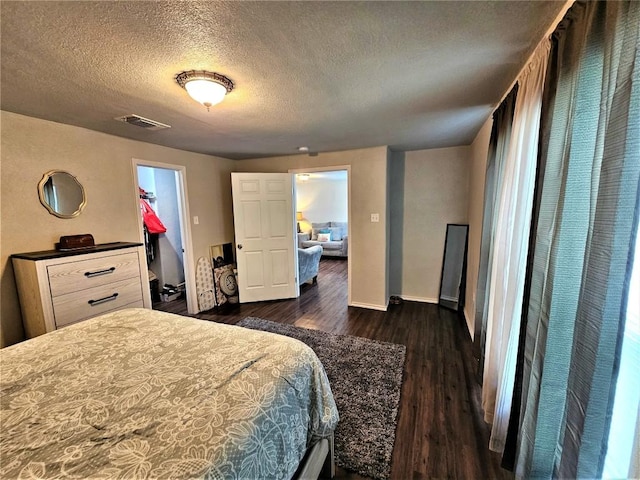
[0, 1, 564, 160]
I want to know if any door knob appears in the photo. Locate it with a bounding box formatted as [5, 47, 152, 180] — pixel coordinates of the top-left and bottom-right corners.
[237, 244, 243, 249]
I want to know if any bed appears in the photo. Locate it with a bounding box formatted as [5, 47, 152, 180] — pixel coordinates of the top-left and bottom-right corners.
[0, 308, 339, 479]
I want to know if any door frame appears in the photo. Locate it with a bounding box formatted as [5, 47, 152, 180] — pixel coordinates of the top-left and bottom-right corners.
[131, 158, 198, 314]
[288, 165, 352, 306]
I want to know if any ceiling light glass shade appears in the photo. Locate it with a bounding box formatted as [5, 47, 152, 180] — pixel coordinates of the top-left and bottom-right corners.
[176, 70, 234, 110]
[184, 80, 227, 108]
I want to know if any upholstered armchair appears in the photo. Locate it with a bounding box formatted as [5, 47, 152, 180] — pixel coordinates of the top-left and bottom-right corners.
[298, 245, 323, 285]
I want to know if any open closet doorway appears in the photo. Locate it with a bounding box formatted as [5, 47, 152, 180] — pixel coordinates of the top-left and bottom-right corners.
[291, 166, 351, 306]
[132, 159, 197, 314]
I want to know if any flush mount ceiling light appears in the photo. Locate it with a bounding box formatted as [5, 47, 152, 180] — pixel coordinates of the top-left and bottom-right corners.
[175, 70, 234, 111]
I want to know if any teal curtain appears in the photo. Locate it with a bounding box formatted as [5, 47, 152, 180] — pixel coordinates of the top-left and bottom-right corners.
[515, 1, 640, 478]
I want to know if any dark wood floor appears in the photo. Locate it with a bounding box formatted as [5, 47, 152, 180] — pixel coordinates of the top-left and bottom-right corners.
[155, 258, 512, 480]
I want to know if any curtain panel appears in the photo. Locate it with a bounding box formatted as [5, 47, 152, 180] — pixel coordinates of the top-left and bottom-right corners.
[474, 84, 518, 380]
[514, 1, 640, 478]
[500, 15, 563, 470]
[481, 39, 550, 454]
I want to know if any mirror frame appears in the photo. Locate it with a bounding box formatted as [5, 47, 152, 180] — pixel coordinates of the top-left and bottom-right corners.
[38, 170, 87, 219]
[438, 223, 469, 312]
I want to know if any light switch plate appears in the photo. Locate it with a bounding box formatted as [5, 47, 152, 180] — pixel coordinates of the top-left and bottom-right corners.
[193, 216, 199, 225]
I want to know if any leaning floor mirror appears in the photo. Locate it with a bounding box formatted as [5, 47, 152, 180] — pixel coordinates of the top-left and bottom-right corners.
[438, 224, 469, 312]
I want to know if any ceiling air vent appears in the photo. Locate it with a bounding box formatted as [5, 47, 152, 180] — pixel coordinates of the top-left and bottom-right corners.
[115, 114, 171, 131]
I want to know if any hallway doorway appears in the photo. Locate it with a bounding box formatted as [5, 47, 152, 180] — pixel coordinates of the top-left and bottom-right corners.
[291, 166, 351, 306]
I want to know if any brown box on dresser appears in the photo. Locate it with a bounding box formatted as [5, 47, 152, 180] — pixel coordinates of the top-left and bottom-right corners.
[12, 242, 152, 338]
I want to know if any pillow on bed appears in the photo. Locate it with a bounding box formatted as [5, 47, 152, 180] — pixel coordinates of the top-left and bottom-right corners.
[317, 233, 331, 242]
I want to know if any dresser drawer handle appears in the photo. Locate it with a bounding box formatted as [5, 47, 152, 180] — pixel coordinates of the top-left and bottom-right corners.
[88, 293, 119, 306]
[84, 267, 116, 278]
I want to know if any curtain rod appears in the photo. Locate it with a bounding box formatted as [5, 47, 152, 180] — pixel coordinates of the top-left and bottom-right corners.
[492, 0, 575, 113]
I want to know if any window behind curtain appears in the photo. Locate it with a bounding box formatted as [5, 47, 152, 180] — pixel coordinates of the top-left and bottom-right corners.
[604, 219, 640, 478]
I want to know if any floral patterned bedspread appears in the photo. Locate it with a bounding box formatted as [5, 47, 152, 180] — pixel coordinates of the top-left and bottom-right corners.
[0, 308, 338, 479]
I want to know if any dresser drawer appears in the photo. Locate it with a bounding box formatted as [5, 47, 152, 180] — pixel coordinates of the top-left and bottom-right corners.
[52, 277, 144, 327]
[47, 252, 140, 297]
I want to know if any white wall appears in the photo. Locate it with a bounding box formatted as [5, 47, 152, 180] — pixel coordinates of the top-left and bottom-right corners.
[389, 146, 471, 303]
[295, 172, 348, 231]
[464, 116, 493, 338]
[1, 111, 235, 347]
[234, 147, 390, 310]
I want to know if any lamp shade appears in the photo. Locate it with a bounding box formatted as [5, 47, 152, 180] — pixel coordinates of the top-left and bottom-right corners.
[296, 211, 303, 221]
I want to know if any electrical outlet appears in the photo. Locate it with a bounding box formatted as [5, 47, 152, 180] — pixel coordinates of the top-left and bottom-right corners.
[371, 213, 380, 223]
[193, 216, 199, 225]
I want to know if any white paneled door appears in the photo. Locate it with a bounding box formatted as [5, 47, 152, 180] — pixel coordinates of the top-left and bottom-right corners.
[231, 173, 298, 303]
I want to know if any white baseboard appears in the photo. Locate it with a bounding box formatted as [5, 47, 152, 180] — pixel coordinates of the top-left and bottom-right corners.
[391, 294, 438, 304]
[440, 294, 459, 302]
[349, 301, 388, 311]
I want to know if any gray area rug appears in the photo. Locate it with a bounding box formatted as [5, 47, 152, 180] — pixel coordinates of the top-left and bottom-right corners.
[236, 317, 406, 480]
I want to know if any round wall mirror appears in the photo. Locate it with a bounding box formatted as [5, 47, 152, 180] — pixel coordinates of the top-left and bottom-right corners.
[38, 170, 86, 218]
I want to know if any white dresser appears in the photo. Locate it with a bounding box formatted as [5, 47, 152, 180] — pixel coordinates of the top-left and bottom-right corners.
[12, 242, 151, 338]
